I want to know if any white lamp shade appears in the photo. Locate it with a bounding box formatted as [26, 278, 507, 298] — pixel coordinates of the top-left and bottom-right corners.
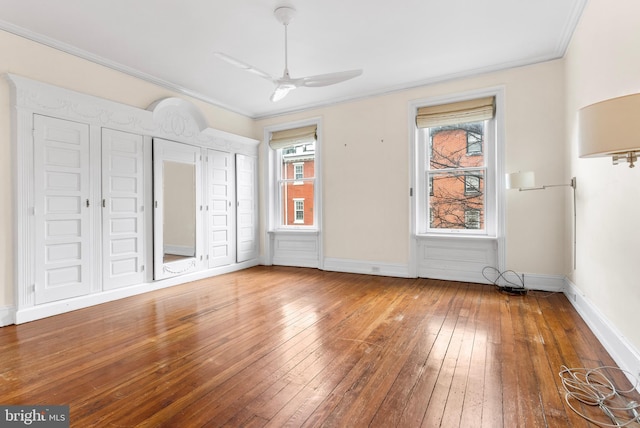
[506, 171, 535, 189]
[579, 93, 640, 157]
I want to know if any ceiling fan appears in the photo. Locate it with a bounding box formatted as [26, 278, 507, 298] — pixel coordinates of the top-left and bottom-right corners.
[214, 6, 363, 103]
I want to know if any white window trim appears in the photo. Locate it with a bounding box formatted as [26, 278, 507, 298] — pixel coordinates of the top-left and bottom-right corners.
[408, 87, 506, 277]
[263, 118, 323, 269]
[264, 118, 322, 231]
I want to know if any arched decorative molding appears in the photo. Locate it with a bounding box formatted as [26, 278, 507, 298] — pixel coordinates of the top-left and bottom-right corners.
[147, 97, 209, 139]
[5, 74, 258, 155]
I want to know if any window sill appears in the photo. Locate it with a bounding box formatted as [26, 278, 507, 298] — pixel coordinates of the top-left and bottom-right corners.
[415, 233, 497, 241]
[269, 228, 319, 235]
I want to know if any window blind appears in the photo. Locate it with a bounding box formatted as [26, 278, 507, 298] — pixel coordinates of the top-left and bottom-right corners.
[269, 125, 317, 150]
[416, 96, 495, 128]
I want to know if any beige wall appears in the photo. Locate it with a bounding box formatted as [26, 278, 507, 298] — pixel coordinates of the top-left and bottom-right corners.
[0, 30, 255, 307]
[256, 60, 568, 274]
[565, 0, 640, 352]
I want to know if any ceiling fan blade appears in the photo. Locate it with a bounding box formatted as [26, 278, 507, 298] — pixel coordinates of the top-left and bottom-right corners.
[299, 69, 363, 87]
[213, 52, 274, 81]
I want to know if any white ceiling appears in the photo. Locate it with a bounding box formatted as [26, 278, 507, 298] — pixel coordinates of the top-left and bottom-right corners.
[0, 0, 586, 119]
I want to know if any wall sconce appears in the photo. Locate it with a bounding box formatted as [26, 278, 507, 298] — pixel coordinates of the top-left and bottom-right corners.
[506, 171, 577, 269]
[579, 93, 640, 168]
[505, 171, 576, 191]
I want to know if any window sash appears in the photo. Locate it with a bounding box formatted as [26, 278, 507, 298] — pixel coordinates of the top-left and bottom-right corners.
[278, 176, 315, 227]
[427, 122, 486, 171]
[424, 119, 489, 234]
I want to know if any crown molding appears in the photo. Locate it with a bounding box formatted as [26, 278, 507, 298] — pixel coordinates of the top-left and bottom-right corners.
[0, 20, 254, 118]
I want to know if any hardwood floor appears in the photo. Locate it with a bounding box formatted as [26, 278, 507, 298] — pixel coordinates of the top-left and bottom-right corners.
[0, 266, 637, 427]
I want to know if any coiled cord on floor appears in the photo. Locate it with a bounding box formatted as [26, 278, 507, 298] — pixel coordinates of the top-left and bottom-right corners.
[482, 266, 527, 295]
[560, 365, 640, 427]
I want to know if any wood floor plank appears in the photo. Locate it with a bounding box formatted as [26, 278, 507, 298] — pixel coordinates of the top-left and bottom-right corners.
[0, 266, 637, 427]
[480, 288, 504, 428]
[458, 285, 489, 428]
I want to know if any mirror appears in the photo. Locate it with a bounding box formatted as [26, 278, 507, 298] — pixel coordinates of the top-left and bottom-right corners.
[162, 161, 196, 263]
[153, 138, 201, 280]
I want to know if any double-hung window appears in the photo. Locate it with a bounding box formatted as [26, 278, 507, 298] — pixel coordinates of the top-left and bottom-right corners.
[269, 125, 316, 227]
[416, 96, 497, 235]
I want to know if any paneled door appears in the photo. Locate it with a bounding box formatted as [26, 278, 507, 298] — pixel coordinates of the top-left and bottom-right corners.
[33, 115, 91, 304]
[101, 128, 145, 290]
[236, 154, 258, 263]
[206, 149, 235, 268]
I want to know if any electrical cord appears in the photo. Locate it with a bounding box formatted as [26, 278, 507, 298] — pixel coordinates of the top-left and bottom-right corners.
[560, 365, 640, 427]
[482, 266, 527, 295]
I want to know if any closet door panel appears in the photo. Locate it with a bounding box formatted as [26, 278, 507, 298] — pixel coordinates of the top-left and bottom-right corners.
[34, 115, 91, 304]
[236, 154, 258, 263]
[102, 128, 145, 290]
[206, 149, 235, 268]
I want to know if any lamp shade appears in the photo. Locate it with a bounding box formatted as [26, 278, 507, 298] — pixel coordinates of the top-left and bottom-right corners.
[578, 93, 640, 158]
[505, 171, 535, 189]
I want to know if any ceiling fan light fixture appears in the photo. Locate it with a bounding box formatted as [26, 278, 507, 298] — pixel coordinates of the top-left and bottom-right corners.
[270, 83, 296, 102]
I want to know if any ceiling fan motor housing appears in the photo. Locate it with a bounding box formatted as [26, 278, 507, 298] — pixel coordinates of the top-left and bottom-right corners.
[274, 6, 296, 26]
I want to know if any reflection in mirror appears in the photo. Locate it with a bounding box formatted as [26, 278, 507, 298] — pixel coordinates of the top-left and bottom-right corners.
[162, 161, 196, 263]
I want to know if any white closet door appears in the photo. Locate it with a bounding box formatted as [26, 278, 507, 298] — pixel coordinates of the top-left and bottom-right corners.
[101, 128, 145, 290]
[206, 149, 236, 268]
[33, 115, 91, 304]
[236, 154, 258, 263]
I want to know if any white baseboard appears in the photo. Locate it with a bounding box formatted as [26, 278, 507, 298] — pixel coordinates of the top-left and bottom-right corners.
[564, 278, 640, 392]
[323, 258, 411, 278]
[520, 273, 565, 292]
[13, 260, 259, 325]
[0, 305, 15, 327]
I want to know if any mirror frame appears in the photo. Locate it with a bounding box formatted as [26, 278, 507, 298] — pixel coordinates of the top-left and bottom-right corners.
[153, 138, 202, 280]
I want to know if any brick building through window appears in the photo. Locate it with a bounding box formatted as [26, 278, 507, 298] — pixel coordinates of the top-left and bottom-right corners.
[428, 122, 485, 230]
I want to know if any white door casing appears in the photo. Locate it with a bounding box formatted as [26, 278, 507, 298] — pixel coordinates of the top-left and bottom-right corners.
[101, 128, 145, 290]
[33, 115, 92, 304]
